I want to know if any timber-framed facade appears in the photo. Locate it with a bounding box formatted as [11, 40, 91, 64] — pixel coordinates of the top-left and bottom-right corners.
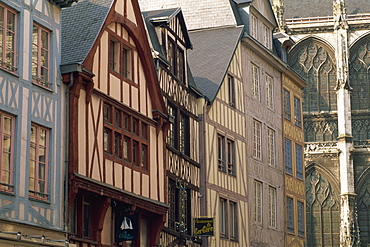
[61, 0, 168, 246]
[0, 0, 74, 246]
[143, 8, 203, 247]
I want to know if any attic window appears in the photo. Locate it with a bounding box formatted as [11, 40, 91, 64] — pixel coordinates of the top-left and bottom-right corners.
[109, 36, 133, 81]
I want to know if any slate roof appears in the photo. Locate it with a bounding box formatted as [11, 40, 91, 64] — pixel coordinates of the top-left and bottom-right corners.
[61, 0, 114, 66]
[187, 26, 244, 102]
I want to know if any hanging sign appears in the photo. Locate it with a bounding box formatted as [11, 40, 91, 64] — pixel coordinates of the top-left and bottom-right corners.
[193, 217, 214, 236]
[115, 214, 139, 242]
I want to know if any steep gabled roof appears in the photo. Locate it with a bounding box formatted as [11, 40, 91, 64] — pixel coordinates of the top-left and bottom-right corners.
[142, 8, 192, 49]
[187, 26, 244, 103]
[61, 0, 114, 66]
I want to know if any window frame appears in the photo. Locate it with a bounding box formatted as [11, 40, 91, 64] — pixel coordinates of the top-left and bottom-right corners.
[263, 24, 271, 49]
[251, 14, 258, 38]
[0, 4, 17, 74]
[294, 96, 302, 127]
[219, 197, 238, 241]
[268, 186, 277, 228]
[227, 139, 235, 175]
[284, 89, 291, 120]
[297, 201, 305, 237]
[167, 103, 190, 156]
[253, 119, 261, 160]
[0, 112, 14, 193]
[267, 127, 275, 166]
[109, 35, 134, 82]
[254, 180, 262, 223]
[285, 138, 292, 175]
[103, 103, 150, 171]
[29, 123, 49, 201]
[252, 64, 260, 100]
[266, 74, 274, 109]
[287, 197, 294, 234]
[228, 74, 236, 107]
[217, 134, 225, 172]
[32, 23, 51, 89]
[296, 144, 303, 179]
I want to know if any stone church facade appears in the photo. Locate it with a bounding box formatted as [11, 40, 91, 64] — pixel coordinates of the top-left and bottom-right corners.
[276, 0, 370, 246]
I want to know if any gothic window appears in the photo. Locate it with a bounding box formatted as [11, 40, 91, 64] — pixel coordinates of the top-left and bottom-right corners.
[352, 118, 370, 141]
[358, 178, 370, 246]
[306, 168, 340, 246]
[288, 39, 337, 113]
[350, 35, 370, 110]
[304, 120, 338, 142]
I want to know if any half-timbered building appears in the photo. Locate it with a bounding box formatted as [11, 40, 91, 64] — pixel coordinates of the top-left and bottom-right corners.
[188, 25, 250, 247]
[143, 8, 203, 246]
[0, 0, 76, 246]
[61, 0, 168, 246]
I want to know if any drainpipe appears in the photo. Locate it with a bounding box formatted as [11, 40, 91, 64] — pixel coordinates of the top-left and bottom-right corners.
[64, 72, 74, 245]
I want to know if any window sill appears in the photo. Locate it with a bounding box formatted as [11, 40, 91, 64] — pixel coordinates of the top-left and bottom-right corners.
[29, 196, 50, 204]
[32, 80, 53, 92]
[0, 66, 19, 77]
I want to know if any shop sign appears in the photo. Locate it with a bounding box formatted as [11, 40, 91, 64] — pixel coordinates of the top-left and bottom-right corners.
[115, 214, 138, 242]
[193, 217, 214, 236]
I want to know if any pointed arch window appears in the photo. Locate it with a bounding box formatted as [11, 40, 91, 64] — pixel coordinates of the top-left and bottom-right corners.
[288, 39, 337, 113]
[350, 35, 370, 110]
[358, 178, 370, 245]
[306, 168, 340, 246]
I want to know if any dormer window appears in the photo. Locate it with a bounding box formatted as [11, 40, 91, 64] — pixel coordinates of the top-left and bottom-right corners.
[167, 37, 186, 84]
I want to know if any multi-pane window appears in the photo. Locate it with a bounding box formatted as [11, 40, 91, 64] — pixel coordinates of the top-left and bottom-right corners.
[104, 104, 149, 170]
[168, 179, 191, 234]
[254, 180, 262, 223]
[285, 138, 292, 175]
[263, 24, 271, 49]
[296, 144, 303, 179]
[218, 134, 225, 171]
[284, 89, 291, 120]
[227, 139, 235, 175]
[297, 201, 305, 236]
[267, 128, 275, 166]
[268, 186, 276, 227]
[109, 37, 132, 80]
[220, 198, 227, 237]
[253, 119, 261, 160]
[167, 104, 190, 156]
[251, 14, 258, 38]
[0, 112, 14, 192]
[229, 201, 237, 240]
[266, 74, 273, 109]
[287, 197, 294, 233]
[252, 64, 260, 100]
[294, 97, 301, 127]
[179, 114, 189, 155]
[228, 75, 235, 107]
[218, 135, 235, 175]
[29, 124, 49, 201]
[168, 37, 185, 83]
[220, 198, 238, 241]
[0, 5, 16, 73]
[32, 24, 50, 88]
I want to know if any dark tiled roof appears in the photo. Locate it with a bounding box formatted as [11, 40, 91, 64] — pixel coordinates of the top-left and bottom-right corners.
[142, 8, 180, 22]
[143, 8, 192, 49]
[61, 0, 113, 66]
[187, 26, 243, 102]
[232, 0, 253, 4]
